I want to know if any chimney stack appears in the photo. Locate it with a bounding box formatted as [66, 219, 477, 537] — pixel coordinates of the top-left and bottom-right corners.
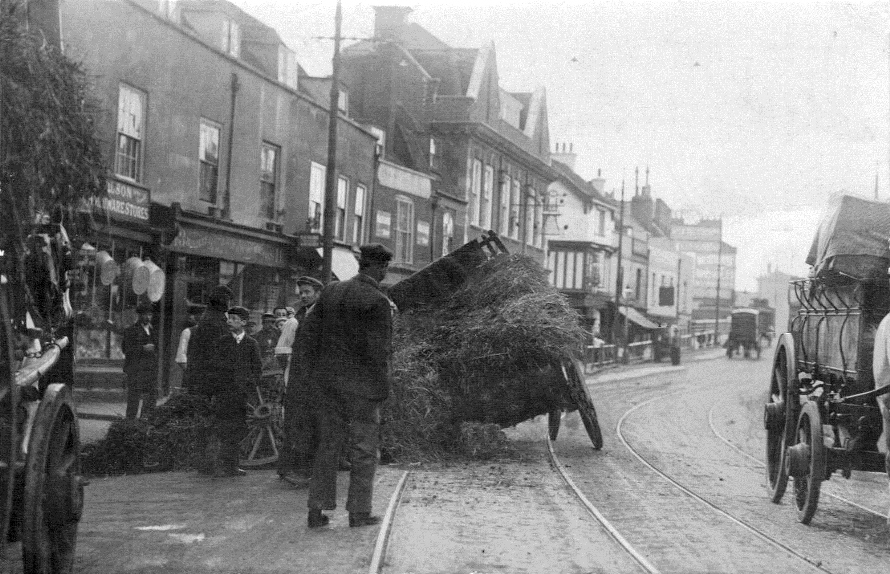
[373, 6, 413, 41]
[552, 141, 578, 171]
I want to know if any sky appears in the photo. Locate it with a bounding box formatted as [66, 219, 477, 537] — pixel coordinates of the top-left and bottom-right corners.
[231, 0, 890, 292]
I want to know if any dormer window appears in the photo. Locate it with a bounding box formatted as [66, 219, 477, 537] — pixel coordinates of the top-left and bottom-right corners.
[222, 18, 240, 58]
[277, 45, 297, 89]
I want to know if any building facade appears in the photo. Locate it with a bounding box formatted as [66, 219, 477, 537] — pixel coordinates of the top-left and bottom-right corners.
[340, 6, 556, 283]
[545, 154, 617, 339]
[62, 0, 378, 389]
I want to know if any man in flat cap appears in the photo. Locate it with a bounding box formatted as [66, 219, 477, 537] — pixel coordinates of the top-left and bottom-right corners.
[255, 312, 279, 366]
[187, 284, 233, 473]
[209, 306, 262, 477]
[121, 300, 158, 419]
[277, 275, 325, 485]
[302, 244, 393, 528]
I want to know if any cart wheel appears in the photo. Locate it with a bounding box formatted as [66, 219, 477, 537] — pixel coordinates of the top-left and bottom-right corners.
[22, 384, 82, 574]
[561, 359, 603, 450]
[786, 401, 824, 525]
[547, 409, 561, 441]
[765, 341, 798, 503]
[0, 289, 19, 547]
[239, 371, 285, 468]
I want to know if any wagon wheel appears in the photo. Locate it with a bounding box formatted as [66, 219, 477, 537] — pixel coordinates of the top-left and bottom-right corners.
[239, 370, 285, 468]
[547, 409, 561, 441]
[561, 358, 603, 450]
[786, 401, 825, 525]
[764, 343, 798, 503]
[22, 384, 82, 574]
[0, 288, 19, 548]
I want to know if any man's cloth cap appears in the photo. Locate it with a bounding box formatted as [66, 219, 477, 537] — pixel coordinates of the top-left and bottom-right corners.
[227, 306, 250, 320]
[359, 243, 393, 264]
[296, 276, 324, 289]
[210, 285, 234, 301]
[261, 312, 275, 320]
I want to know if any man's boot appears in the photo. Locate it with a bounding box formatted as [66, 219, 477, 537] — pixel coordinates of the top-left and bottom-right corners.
[348, 512, 382, 528]
[308, 509, 329, 528]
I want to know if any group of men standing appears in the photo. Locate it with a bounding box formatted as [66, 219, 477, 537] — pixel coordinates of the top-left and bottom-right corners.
[120, 243, 395, 528]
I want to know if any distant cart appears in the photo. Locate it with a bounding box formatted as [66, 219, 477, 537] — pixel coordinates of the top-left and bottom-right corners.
[389, 230, 602, 450]
[725, 308, 762, 359]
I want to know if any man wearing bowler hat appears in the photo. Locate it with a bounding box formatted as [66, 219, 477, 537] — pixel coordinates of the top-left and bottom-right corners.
[122, 301, 158, 419]
[210, 305, 262, 477]
[302, 244, 393, 528]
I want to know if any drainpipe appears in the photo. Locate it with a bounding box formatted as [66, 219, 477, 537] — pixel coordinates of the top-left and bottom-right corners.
[223, 72, 240, 219]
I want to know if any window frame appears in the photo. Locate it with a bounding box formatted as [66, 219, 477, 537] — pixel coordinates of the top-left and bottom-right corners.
[335, 175, 349, 241]
[469, 158, 482, 227]
[353, 184, 366, 244]
[481, 164, 494, 229]
[308, 162, 326, 232]
[114, 84, 146, 183]
[394, 195, 415, 264]
[260, 142, 280, 220]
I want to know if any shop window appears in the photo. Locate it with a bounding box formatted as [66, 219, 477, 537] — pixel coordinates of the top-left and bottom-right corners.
[353, 184, 366, 244]
[335, 176, 348, 240]
[115, 84, 145, 182]
[260, 142, 279, 220]
[395, 197, 414, 264]
[199, 119, 220, 203]
[309, 162, 325, 232]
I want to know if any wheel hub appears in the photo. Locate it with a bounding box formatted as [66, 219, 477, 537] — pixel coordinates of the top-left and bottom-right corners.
[785, 443, 811, 478]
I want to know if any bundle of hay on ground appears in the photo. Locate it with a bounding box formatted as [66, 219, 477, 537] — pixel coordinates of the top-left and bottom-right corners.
[383, 253, 585, 460]
[81, 392, 213, 476]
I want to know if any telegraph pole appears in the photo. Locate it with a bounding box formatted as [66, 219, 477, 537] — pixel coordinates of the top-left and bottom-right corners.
[714, 215, 723, 344]
[612, 179, 626, 347]
[321, 0, 343, 284]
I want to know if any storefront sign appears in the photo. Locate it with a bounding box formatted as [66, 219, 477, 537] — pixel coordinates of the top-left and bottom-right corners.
[86, 179, 151, 222]
[295, 233, 321, 248]
[172, 225, 285, 267]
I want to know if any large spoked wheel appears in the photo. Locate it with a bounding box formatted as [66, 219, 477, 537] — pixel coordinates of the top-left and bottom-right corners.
[239, 369, 285, 468]
[786, 401, 824, 525]
[561, 358, 603, 450]
[0, 287, 20, 548]
[764, 339, 798, 503]
[22, 383, 82, 574]
[547, 409, 561, 441]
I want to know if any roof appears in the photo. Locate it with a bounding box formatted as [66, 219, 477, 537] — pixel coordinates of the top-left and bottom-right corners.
[551, 160, 612, 206]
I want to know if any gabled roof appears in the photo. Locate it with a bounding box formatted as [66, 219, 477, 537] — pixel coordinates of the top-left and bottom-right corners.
[552, 160, 614, 207]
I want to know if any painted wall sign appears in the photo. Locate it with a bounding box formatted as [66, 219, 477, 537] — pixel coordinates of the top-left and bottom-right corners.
[86, 179, 151, 222]
[172, 225, 285, 267]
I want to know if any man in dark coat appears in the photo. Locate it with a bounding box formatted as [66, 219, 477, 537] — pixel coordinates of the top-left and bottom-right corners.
[304, 245, 393, 528]
[277, 275, 324, 485]
[121, 301, 158, 419]
[186, 285, 233, 397]
[186, 285, 232, 474]
[210, 306, 262, 477]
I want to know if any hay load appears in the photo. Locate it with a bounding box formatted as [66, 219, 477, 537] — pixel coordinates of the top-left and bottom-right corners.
[383, 253, 586, 459]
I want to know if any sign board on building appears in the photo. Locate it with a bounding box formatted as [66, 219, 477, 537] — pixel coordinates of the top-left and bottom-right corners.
[377, 160, 432, 199]
[172, 225, 285, 268]
[672, 225, 720, 242]
[295, 233, 321, 248]
[85, 179, 151, 222]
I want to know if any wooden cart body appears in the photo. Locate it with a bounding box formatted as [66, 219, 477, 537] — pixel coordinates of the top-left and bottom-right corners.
[0, 227, 84, 573]
[726, 308, 762, 359]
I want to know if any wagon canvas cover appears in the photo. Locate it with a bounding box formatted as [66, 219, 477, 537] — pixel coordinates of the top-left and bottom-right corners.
[806, 194, 890, 281]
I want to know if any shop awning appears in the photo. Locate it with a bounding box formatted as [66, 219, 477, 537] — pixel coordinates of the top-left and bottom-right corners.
[618, 306, 660, 330]
[317, 247, 358, 281]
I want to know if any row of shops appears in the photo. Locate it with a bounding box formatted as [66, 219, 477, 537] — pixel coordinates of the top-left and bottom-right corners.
[72, 181, 357, 393]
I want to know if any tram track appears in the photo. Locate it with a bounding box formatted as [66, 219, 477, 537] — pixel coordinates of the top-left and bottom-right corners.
[614, 391, 833, 574]
[705, 404, 887, 520]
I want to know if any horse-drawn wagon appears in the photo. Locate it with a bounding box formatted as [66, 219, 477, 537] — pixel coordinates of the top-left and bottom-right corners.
[764, 194, 890, 524]
[0, 225, 84, 573]
[726, 308, 762, 359]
